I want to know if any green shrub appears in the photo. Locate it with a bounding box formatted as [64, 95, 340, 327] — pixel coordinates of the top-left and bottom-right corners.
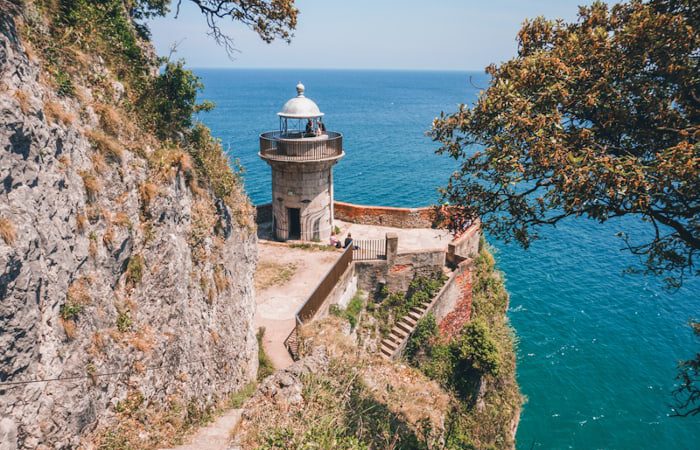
[405, 313, 438, 363]
[368, 274, 447, 338]
[139, 61, 213, 140]
[60, 302, 83, 320]
[330, 292, 365, 329]
[455, 319, 501, 377]
[116, 309, 132, 332]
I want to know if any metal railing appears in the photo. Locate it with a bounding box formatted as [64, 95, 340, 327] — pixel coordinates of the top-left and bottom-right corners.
[352, 239, 387, 261]
[259, 130, 343, 161]
[284, 246, 353, 360]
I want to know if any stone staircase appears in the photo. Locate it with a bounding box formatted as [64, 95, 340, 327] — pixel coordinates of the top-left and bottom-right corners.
[379, 299, 431, 359]
[379, 266, 453, 360]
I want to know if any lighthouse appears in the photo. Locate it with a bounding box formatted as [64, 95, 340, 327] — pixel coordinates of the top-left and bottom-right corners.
[259, 83, 344, 242]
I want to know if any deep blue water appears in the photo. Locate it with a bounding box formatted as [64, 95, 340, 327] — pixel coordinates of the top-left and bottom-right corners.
[196, 68, 700, 449]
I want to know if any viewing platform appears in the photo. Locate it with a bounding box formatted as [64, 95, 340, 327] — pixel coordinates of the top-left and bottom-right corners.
[259, 130, 344, 162]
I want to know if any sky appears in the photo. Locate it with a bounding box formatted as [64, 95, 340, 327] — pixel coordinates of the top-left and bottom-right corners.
[148, 0, 609, 71]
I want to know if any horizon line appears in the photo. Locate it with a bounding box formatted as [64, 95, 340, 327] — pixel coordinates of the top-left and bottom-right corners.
[184, 66, 488, 73]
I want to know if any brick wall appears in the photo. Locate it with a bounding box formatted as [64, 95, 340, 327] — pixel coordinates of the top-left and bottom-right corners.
[333, 201, 435, 229]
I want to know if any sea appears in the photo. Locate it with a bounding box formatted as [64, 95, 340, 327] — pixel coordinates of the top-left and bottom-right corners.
[195, 68, 700, 449]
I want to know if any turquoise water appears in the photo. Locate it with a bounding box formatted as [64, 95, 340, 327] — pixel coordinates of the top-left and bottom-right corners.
[196, 69, 700, 449]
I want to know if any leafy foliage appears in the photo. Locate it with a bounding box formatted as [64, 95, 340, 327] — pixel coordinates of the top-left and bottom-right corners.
[139, 61, 214, 140]
[431, 0, 699, 286]
[673, 321, 700, 417]
[367, 273, 446, 338]
[404, 246, 520, 448]
[329, 291, 364, 329]
[405, 313, 438, 364]
[183, 0, 298, 56]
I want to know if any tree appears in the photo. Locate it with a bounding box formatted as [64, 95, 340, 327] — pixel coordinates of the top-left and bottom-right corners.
[431, 0, 698, 287]
[673, 321, 700, 417]
[131, 0, 298, 55]
[430, 0, 698, 415]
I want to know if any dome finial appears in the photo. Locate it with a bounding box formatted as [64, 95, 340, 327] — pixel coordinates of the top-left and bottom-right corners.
[296, 82, 305, 97]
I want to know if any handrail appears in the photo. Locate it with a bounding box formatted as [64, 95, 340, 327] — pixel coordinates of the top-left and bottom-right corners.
[284, 246, 353, 360]
[259, 130, 343, 161]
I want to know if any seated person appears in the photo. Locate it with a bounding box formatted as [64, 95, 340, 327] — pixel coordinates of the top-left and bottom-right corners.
[343, 233, 354, 249]
[305, 119, 314, 135]
[330, 234, 341, 248]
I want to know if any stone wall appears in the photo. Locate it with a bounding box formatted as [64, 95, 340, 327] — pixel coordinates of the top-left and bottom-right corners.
[318, 264, 358, 317]
[354, 249, 446, 295]
[334, 201, 435, 229]
[447, 221, 481, 265]
[255, 203, 273, 224]
[430, 261, 472, 330]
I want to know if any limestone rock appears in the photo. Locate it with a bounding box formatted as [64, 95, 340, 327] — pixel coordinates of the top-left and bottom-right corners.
[0, 12, 257, 449]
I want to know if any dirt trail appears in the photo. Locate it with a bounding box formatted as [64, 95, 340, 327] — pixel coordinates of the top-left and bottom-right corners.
[254, 242, 340, 369]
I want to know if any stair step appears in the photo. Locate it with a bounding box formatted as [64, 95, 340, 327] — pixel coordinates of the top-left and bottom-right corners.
[382, 339, 398, 350]
[402, 315, 417, 327]
[396, 320, 414, 334]
[407, 311, 422, 322]
[381, 343, 396, 355]
[411, 306, 427, 315]
[391, 327, 408, 340]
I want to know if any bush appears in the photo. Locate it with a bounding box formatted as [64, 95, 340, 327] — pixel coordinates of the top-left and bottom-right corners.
[455, 319, 501, 377]
[139, 61, 213, 140]
[330, 292, 364, 329]
[405, 313, 438, 364]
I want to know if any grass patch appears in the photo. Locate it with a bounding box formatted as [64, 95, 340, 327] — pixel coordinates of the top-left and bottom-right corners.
[254, 262, 297, 291]
[87, 129, 124, 163]
[44, 100, 75, 126]
[257, 327, 275, 381]
[14, 89, 31, 114]
[330, 291, 364, 329]
[228, 382, 258, 409]
[78, 170, 100, 202]
[288, 242, 337, 252]
[125, 254, 144, 286]
[116, 308, 133, 333]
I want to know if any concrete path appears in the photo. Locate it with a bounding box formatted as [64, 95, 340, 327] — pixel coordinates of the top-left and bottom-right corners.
[159, 408, 242, 450]
[334, 220, 451, 253]
[254, 241, 341, 369]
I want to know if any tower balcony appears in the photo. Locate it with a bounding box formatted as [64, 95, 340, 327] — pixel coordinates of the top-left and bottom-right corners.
[259, 131, 344, 162]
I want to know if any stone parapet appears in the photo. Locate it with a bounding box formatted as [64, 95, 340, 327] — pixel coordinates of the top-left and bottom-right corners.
[333, 201, 435, 229]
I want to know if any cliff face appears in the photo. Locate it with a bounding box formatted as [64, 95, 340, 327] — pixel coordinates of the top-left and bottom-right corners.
[0, 9, 257, 449]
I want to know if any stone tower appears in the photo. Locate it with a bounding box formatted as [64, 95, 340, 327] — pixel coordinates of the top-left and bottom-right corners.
[259, 83, 344, 241]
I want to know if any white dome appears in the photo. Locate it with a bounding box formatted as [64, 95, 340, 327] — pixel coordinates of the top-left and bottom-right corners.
[277, 82, 324, 118]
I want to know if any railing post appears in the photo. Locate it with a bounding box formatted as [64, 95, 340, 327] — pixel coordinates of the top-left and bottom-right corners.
[385, 232, 398, 267]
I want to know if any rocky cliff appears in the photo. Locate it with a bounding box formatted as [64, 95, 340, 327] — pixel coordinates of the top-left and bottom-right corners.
[0, 5, 258, 449]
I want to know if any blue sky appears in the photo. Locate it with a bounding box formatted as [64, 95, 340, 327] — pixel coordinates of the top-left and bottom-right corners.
[149, 0, 608, 70]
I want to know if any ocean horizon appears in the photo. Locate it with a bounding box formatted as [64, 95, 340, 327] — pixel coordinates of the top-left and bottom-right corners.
[196, 68, 700, 449]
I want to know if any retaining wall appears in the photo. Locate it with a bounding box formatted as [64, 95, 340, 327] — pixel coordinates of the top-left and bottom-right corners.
[447, 220, 481, 264]
[318, 264, 358, 318]
[333, 201, 435, 229]
[429, 260, 472, 329]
